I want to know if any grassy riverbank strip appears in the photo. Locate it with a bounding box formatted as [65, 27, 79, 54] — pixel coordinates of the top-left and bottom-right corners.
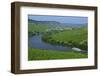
[28, 48, 87, 60]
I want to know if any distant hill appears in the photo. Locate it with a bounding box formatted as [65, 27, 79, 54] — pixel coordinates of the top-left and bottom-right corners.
[28, 19, 87, 28]
[61, 23, 87, 28]
[28, 19, 60, 26]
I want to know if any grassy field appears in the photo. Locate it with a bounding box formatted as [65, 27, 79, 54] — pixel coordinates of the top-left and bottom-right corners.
[42, 27, 88, 50]
[28, 23, 49, 33]
[28, 21, 88, 60]
[51, 28, 87, 43]
[28, 48, 87, 60]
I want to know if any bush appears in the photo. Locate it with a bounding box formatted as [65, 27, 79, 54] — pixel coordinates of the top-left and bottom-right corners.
[79, 40, 87, 50]
[28, 31, 36, 37]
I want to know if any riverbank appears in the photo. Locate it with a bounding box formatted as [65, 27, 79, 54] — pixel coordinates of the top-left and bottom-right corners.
[28, 48, 88, 60]
[28, 35, 73, 52]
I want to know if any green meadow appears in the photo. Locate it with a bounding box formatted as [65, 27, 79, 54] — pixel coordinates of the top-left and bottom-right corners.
[28, 18, 88, 60]
[28, 22, 48, 33]
[28, 48, 87, 60]
[42, 27, 87, 50]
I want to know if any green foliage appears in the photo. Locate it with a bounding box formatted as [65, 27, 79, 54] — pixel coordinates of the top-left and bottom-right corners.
[28, 31, 36, 37]
[42, 28, 88, 50]
[28, 21, 88, 60]
[28, 48, 87, 60]
[28, 23, 49, 33]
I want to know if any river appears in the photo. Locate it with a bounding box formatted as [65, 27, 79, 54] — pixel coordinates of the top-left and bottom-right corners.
[28, 35, 73, 52]
[28, 35, 87, 53]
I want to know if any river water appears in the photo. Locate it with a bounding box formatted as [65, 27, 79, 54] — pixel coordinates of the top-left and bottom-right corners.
[28, 35, 73, 52]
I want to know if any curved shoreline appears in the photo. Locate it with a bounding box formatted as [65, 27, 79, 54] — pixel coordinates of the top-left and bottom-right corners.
[29, 35, 87, 54]
[42, 33, 87, 51]
[28, 35, 73, 52]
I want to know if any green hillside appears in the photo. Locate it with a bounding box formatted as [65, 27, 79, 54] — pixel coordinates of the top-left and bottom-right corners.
[28, 23, 49, 33]
[42, 27, 87, 50]
[28, 19, 88, 60]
